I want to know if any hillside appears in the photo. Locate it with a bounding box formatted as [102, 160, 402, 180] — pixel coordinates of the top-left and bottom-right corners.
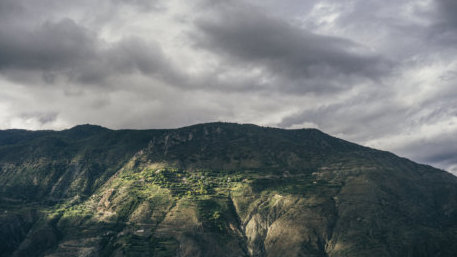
[1, 122, 456, 257]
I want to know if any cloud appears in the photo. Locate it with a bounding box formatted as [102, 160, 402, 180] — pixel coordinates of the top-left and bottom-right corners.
[19, 112, 59, 125]
[0, 0, 186, 88]
[0, 0, 456, 175]
[0, 19, 95, 70]
[435, 0, 457, 27]
[0, 16, 182, 87]
[422, 0, 457, 46]
[112, 0, 162, 11]
[72, 37, 182, 85]
[192, 1, 390, 94]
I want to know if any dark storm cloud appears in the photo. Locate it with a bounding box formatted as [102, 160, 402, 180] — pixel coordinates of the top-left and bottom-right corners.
[0, 0, 183, 87]
[193, 2, 391, 93]
[0, 19, 95, 70]
[73, 37, 182, 85]
[0, 17, 181, 86]
[436, 0, 457, 27]
[428, 0, 457, 45]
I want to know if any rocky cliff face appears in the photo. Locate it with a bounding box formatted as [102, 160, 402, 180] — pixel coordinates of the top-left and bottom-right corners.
[1, 123, 456, 257]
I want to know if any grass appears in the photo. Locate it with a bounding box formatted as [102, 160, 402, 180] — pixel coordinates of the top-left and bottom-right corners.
[117, 165, 245, 199]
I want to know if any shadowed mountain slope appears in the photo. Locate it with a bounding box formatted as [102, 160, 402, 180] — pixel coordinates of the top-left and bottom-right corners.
[0, 123, 456, 257]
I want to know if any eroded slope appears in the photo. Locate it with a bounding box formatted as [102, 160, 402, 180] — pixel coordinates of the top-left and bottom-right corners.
[1, 123, 456, 257]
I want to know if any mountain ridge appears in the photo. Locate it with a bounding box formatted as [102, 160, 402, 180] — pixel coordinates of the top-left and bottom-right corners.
[0, 121, 444, 173]
[1, 122, 456, 257]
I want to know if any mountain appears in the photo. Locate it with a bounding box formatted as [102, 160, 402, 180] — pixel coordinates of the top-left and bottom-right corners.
[1, 122, 456, 257]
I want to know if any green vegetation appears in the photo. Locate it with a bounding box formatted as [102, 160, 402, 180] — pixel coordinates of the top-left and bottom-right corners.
[117, 165, 244, 199]
[196, 199, 227, 232]
[1, 123, 457, 257]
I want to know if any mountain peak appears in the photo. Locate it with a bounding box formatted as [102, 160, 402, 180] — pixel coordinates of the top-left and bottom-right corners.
[68, 123, 108, 130]
[1, 123, 457, 257]
[64, 124, 110, 137]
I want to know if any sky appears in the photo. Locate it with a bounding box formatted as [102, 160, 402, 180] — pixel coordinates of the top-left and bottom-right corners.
[0, 0, 456, 174]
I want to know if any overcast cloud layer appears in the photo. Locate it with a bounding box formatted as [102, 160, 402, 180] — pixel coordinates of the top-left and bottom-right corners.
[0, 0, 456, 174]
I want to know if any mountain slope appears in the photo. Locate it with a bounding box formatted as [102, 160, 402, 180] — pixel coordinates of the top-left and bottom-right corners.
[0, 123, 456, 257]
